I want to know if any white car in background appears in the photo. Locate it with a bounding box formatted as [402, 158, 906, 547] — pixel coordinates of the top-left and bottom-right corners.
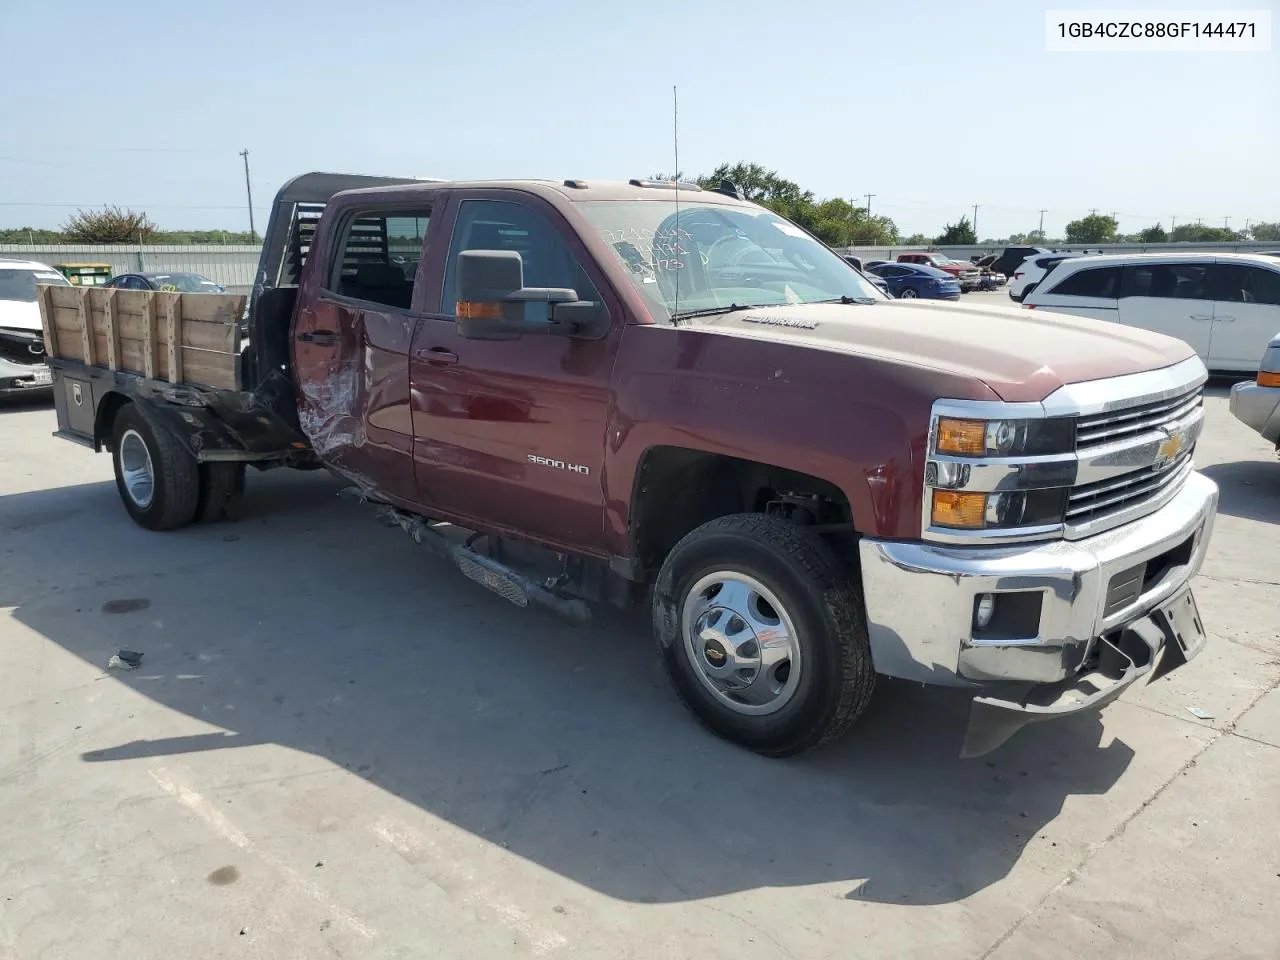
[1022, 252, 1280, 373]
[1006, 251, 1089, 302]
[0, 258, 70, 398]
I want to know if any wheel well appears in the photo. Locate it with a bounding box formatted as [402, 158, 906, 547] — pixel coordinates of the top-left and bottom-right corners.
[631, 446, 855, 578]
[94, 392, 132, 450]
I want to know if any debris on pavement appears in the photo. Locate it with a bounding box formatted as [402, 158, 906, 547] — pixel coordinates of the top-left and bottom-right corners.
[106, 650, 144, 671]
[1186, 706, 1214, 720]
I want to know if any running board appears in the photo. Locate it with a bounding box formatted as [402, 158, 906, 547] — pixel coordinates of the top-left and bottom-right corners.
[373, 504, 591, 628]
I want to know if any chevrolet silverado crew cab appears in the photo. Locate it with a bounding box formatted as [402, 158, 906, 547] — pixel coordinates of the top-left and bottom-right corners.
[37, 173, 1219, 758]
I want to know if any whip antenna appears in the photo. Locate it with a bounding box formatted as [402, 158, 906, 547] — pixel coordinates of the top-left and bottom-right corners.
[672, 85, 680, 321]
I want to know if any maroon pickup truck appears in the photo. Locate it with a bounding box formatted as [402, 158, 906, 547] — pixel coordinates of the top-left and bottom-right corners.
[39, 173, 1219, 758]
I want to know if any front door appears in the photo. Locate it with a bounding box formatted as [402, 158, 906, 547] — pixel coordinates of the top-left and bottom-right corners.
[292, 206, 433, 506]
[1207, 261, 1280, 371]
[1117, 261, 1214, 361]
[409, 194, 621, 554]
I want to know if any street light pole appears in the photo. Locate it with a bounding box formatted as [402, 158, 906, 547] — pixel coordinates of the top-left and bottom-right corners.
[240, 149, 256, 239]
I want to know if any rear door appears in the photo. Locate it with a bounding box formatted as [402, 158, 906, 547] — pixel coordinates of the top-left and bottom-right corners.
[1116, 261, 1214, 359]
[1030, 263, 1121, 321]
[408, 191, 622, 553]
[1207, 261, 1280, 371]
[292, 201, 436, 506]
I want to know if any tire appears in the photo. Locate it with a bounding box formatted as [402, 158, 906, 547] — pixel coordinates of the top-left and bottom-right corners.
[899, 287, 918, 299]
[195, 462, 246, 524]
[111, 402, 200, 531]
[652, 514, 876, 757]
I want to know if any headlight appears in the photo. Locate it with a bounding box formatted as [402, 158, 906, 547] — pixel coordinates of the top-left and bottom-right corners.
[925, 407, 1078, 541]
[929, 489, 1069, 530]
[935, 417, 1075, 457]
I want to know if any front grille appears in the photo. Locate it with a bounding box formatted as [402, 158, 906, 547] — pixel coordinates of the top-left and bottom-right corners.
[1075, 386, 1202, 449]
[1067, 453, 1193, 523]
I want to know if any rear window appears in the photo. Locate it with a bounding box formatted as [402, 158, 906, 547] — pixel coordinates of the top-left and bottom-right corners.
[1121, 262, 1210, 300]
[0, 268, 71, 302]
[1045, 265, 1121, 298]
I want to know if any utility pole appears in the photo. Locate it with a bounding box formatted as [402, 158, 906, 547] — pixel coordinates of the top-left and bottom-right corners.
[972, 203, 980, 238]
[1171, 216, 1176, 235]
[1038, 209, 1046, 236]
[240, 149, 256, 239]
[1089, 208, 1098, 216]
[864, 192, 875, 215]
[1224, 216, 1231, 230]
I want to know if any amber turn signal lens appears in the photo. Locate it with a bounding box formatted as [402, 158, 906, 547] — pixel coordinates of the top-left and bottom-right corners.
[932, 490, 987, 528]
[456, 300, 501, 320]
[1258, 370, 1280, 388]
[936, 418, 986, 455]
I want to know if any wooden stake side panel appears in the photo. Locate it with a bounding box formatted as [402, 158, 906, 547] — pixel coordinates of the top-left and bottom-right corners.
[38, 286, 245, 391]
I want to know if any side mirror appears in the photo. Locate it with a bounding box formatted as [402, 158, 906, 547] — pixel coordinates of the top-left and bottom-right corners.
[454, 250, 605, 340]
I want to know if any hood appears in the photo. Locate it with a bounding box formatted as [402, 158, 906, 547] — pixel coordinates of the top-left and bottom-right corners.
[0, 298, 43, 332]
[697, 300, 1195, 403]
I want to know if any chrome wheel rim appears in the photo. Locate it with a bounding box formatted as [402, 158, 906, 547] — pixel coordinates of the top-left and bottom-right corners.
[900, 288, 917, 298]
[680, 571, 801, 716]
[119, 428, 155, 508]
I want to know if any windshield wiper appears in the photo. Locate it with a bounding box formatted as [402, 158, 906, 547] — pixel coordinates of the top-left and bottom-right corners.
[810, 295, 880, 306]
[670, 302, 774, 323]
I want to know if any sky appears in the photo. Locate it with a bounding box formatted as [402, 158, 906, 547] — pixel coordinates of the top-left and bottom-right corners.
[1, 0, 1276, 240]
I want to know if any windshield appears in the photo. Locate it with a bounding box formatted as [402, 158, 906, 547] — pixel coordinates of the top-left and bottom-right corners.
[574, 200, 886, 320]
[0, 267, 71, 303]
[148, 273, 220, 293]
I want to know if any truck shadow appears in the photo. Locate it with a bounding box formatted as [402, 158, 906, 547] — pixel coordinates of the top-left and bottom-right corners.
[3, 470, 1133, 907]
[1199, 460, 1280, 524]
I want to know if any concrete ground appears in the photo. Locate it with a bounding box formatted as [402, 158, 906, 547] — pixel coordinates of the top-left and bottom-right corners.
[2, 337, 1278, 958]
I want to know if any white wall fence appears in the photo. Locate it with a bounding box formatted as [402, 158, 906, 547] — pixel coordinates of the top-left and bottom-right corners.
[6, 239, 1278, 293]
[835, 240, 1280, 263]
[0, 244, 261, 294]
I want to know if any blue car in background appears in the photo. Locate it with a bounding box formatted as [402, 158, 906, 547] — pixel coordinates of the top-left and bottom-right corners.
[866, 262, 962, 300]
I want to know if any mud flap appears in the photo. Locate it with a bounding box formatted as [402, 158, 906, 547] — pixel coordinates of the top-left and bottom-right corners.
[959, 615, 1172, 759]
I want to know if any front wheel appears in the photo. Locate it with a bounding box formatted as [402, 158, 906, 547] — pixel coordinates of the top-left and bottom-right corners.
[652, 514, 876, 757]
[899, 287, 918, 299]
[111, 403, 200, 531]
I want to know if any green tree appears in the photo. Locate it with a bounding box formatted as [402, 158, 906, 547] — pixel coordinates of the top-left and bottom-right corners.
[1170, 223, 1237, 242]
[61, 205, 156, 243]
[1249, 221, 1280, 241]
[0, 227, 64, 243]
[1138, 223, 1169, 243]
[935, 216, 976, 245]
[696, 162, 813, 208]
[1064, 214, 1118, 244]
[903, 232, 931, 246]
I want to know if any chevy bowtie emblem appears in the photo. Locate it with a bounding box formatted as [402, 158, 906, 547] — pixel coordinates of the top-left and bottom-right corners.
[1156, 427, 1185, 465]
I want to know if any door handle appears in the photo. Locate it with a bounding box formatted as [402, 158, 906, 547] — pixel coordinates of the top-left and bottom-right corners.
[1189, 315, 1213, 322]
[297, 329, 339, 346]
[415, 346, 458, 365]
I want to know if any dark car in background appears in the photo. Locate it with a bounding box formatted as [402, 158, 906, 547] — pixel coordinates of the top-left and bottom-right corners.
[103, 271, 225, 293]
[867, 262, 962, 300]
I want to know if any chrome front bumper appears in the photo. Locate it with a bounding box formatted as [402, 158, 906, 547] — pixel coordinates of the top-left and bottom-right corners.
[859, 471, 1218, 752]
[1229, 380, 1280, 445]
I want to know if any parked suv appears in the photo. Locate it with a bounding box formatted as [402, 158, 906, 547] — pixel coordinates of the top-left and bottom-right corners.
[1023, 252, 1280, 372]
[990, 246, 1051, 278]
[1008, 252, 1087, 302]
